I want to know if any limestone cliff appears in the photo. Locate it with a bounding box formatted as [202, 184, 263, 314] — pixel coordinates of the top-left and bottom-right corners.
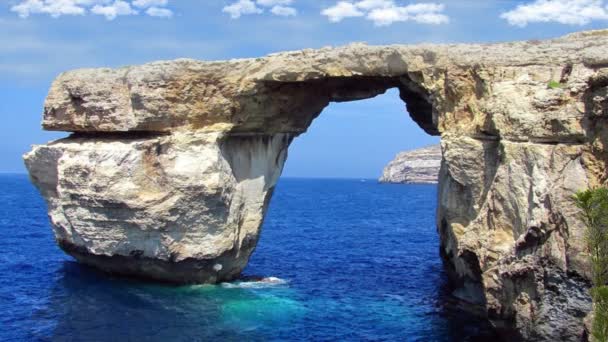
[24, 30, 608, 341]
[379, 145, 441, 184]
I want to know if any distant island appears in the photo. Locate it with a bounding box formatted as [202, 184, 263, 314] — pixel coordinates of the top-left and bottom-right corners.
[379, 145, 441, 184]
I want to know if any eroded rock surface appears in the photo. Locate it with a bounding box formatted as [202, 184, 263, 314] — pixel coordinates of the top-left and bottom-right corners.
[379, 145, 441, 184]
[25, 29, 608, 340]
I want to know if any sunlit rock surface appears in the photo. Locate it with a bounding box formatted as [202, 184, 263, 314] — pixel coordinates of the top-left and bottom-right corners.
[25, 29, 608, 340]
[379, 145, 441, 184]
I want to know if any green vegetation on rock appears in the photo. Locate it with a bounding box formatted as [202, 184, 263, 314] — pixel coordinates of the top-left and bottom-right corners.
[574, 188, 608, 342]
[592, 286, 608, 342]
[548, 80, 565, 89]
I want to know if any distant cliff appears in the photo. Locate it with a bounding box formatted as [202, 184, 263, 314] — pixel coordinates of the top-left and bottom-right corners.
[379, 145, 441, 184]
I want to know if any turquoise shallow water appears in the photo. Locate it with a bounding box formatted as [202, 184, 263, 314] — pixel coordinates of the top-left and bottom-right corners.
[0, 175, 496, 341]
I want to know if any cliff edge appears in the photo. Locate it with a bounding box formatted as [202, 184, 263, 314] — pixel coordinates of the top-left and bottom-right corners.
[379, 145, 441, 184]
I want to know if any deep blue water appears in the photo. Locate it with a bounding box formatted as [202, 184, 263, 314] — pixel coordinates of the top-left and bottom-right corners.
[0, 175, 496, 341]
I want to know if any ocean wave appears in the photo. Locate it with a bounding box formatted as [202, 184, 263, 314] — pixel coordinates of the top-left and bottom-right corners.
[220, 277, 288, 289]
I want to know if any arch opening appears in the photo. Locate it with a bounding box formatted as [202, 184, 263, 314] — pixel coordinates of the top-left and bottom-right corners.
[278, 84, 438, 179]
[239, 87, 498, 340]
[253, 74, 439, 137]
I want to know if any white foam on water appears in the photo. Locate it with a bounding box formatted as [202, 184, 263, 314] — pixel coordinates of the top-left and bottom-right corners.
[220, 277, 288, 289]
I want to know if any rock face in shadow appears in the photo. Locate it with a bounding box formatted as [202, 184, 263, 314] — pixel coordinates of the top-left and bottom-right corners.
[379, 145, 441, 184]
[24, 30, 608, 340]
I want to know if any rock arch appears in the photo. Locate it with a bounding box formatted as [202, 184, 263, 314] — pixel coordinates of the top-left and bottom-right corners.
[25, 30, 608, 340]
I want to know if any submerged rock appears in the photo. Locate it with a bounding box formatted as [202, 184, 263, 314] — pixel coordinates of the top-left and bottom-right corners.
[25, 29, 608, 340]
[379, 145, 441, 184]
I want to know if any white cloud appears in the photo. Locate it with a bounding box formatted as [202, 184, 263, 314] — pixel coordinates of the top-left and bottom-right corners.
[134, 0, 172, 18]
[10, 0, 173, 19]
[270, 5, 297, 16]
[11, 0, 96, 18]
[91, 1, 137, 20]
[368, 3, 449, 25]
[322, 1, 449, 25]
[321, 1, 364, 22]
[222, 0, 298, 18]
[132, 0, 167, 7]
[145, 6, 172, 17]
[91, 0, 138, 20]
[256, 0, 293, 5]
[356, 0, 393, 10]
[501, 0, 608, 27]
[222, 0, 262, 19]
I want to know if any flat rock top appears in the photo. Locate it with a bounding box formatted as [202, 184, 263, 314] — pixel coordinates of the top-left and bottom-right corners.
[58, 29, 608, 81]
[251, 29, 608, 81]
[391, 145, 442, 160]
[41, 29, 608, 133]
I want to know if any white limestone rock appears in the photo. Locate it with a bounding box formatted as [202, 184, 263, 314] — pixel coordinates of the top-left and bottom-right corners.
[25, 132, 291, 283]
[379, 145, 441, 184]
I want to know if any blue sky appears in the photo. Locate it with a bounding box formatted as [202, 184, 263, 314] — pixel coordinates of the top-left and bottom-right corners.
[1, 1, 607, 177]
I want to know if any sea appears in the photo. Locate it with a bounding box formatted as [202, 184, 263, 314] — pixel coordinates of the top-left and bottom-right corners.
[0, 174, 498, 341]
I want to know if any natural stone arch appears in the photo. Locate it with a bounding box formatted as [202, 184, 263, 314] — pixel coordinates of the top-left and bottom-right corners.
[25, 30, 608, 340]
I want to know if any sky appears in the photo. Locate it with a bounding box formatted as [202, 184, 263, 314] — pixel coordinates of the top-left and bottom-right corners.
[1, 1, 607, 178]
